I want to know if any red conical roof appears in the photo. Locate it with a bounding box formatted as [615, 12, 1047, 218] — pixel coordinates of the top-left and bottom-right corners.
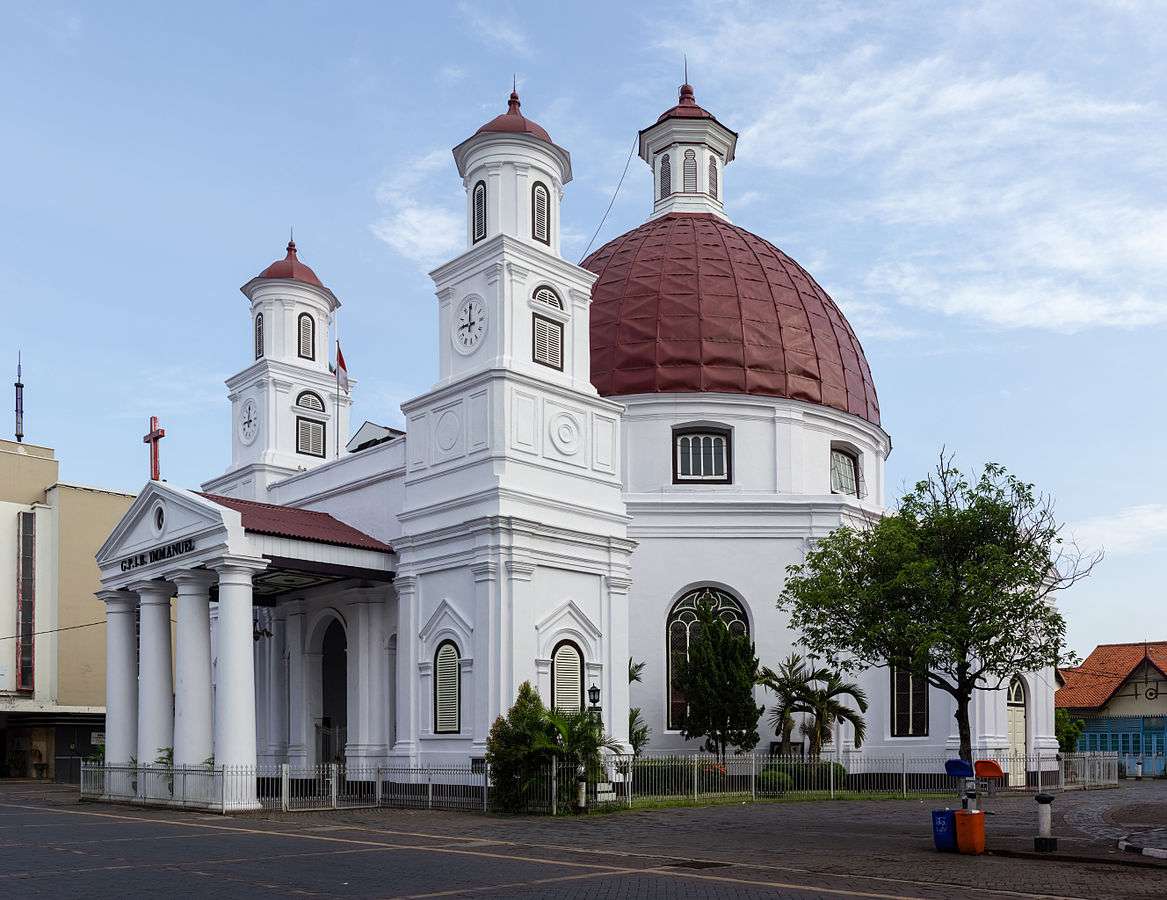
[656, 83, 715, 122]
[258, 240, 324, 289]
[582, 213, 880, 425]
[475, 90, 553, 144]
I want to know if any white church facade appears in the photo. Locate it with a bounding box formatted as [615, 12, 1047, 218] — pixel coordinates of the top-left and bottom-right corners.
[94, 85, 1056, 797]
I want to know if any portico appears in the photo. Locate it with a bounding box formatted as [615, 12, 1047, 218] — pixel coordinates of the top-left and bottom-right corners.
[95, 482, 394, 809]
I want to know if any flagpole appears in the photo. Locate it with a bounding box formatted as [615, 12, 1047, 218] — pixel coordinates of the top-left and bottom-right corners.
[334, 311, 340, 459]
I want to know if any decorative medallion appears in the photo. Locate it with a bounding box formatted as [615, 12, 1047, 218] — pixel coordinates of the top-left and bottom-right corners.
[435, 410, 461, 452]
[548, 412, 581, 455]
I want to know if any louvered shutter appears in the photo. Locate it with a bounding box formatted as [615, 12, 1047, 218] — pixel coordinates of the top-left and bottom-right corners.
[533, 184, 549, 243]
[533, 315, 563, 370]
[298, 314, 314, 359]
[473, 182, 486, 242]
[254, 313, 264, 359]
[683, 149, 697, 192]
[708, 157, 718, 199]
[659, 154, 671, 199]
[435, 643, 460, 733]
[552, 643, 582, 712]
[533, 287, 562, 309]
[297, 418, 325, 457]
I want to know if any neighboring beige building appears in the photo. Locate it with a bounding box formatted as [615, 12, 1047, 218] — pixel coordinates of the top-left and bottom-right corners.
[1, 438, 134, 781]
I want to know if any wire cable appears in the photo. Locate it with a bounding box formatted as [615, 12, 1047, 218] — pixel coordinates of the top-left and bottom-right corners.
[579, 136, 638, 262]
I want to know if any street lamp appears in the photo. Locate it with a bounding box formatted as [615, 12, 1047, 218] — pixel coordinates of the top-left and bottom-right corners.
[588, 683, 601, 717]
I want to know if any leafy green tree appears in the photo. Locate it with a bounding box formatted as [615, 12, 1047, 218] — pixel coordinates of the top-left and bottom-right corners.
[485, 681, 556, 812]
[780, 454, 1097, 762]
[1055, 709, 1086, 753]
[627, 657, 651, 756]
[676, 601, 763, 758]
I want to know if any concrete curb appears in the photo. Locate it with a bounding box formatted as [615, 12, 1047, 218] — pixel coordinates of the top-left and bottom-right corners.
[1117, 836, 1167, 860]
[989, 849, 1167, 869]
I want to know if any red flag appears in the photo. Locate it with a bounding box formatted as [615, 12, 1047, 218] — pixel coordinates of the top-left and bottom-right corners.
[336, 342, 350, 394]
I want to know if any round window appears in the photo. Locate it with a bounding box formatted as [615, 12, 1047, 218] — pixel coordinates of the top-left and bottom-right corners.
[153, 506, 165, 533]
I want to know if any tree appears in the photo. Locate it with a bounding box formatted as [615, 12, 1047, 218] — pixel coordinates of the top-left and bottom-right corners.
[676, 601, 763, 758]
[485, 681, 556, 812]
[544, 708, 622, 772]
[1055, 709, 1086, 753]
[757, 653, 812, 753]
[779, 454, 1098, 762]
[627, 657, 651, 756]
[759, 655, 868, 757]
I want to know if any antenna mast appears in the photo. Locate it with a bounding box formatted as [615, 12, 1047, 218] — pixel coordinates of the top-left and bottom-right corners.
[14, 351, 23, 443]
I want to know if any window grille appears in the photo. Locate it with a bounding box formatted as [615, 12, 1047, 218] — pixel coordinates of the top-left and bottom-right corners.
[434, 641, 461, 733]
[254, 313, 264, 359]
[659, 154, 672, 199]
[551, 641, 583, 712]
[16, 511, 34, 691]
[297, 313, 315, 360]
[708, 157, 718, 200]
[296, 417, 325, 457]
[532, 314, 563, 370]
[666, 587, 748, 730]
[532, 286, 563, 309]
[683, 149, 697, 192]
[472, 181, 486, 242]
[296, 391, 325, 412]
[890, 666, 929, 737]
[532, 182, 550, 244]
[674, 429, 731, 483]
[830, 448, 860, 496]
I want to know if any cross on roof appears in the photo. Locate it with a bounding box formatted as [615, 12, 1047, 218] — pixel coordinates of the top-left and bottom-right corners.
[143, 415, 165, 481]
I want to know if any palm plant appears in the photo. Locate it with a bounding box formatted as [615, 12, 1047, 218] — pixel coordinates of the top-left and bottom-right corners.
[628, 657, 651, 756]
[758, 653, 812, 754]
[791, 671, 868, 758]
[543, 707, 622, 773]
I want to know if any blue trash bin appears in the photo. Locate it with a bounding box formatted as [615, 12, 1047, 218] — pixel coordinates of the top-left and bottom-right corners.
[932, 809, 957, 852]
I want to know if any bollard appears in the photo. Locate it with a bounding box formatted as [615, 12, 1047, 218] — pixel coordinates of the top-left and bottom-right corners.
[1135, 759, 1143, 781]
[963, 788, 978, 812]
[577, 766, 587, 812]
[1034, 792, 1056, 851]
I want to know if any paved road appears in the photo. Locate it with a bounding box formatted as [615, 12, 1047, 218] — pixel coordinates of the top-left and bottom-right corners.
[1, 781, 1164, 898]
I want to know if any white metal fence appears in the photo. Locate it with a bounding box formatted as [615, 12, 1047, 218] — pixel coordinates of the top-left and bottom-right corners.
[81, 752, 1117, 815]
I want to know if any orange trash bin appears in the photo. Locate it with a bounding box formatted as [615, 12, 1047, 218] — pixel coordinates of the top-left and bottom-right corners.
[954, 809, 985, 855]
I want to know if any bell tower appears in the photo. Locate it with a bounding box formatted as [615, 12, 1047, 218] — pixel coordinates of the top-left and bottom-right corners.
[202, 240, 353, 500]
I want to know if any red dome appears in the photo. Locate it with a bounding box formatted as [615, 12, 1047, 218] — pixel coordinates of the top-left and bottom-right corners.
[476, 91, 552, 144]
[655, 83, 715, 123]
[258, 240, 324, 289]
[583, 213, 880, 425]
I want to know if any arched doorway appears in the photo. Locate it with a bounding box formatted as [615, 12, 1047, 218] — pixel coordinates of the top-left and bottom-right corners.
[1007, 675, 1027, 786]
[319, 619, 348, 764]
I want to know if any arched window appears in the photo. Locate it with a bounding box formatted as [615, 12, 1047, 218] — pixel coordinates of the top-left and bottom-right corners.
[532, 286, 563, 309]
[296, 391, 325, 412]
[551, 640, 584, 712]
[1008, 676, 1025, 706]
[297, 313, 315, 360]
[708, 156, 718, 200]
[659, 154, 672, 199]
[531, 182, 550, 244]
[674, 427, 731, 483]
[472, 180, 486, 243]
[254, 313, 264, 359]
[434, 641, 461, 734]
[830, 448, 860, 496]
[666, 587, 748, 730]
[683, 149, 697, 192]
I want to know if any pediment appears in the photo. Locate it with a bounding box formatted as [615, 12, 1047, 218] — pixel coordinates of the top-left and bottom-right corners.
[534, 599, 601, 657]
[418, 598, 474, 652]
[96, 482, 246, 583]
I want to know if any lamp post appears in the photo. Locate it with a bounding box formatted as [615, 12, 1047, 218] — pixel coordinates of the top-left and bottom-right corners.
[588, 683, 601, 720]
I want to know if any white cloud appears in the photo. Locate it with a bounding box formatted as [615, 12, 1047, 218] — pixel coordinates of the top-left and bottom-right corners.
[456, 2, 531, 57]
[370, 149, 463, 270]
[1071, 505, 1167, 556]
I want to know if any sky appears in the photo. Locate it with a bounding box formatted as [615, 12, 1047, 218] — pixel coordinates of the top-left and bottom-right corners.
[2, 0, 1165, 658]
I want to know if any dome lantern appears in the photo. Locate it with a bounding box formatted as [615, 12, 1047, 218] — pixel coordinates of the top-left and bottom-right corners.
[638, 83, 738, 221]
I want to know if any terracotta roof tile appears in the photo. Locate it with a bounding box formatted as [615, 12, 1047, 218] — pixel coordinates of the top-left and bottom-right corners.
[582, 213, 881, 425]
[200, 493, 392, 553]
[1056, 641, 1167, 709]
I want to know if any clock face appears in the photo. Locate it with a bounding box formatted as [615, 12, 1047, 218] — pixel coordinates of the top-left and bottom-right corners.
[453, 296, 487, 354]
[238, 398, 259, 445]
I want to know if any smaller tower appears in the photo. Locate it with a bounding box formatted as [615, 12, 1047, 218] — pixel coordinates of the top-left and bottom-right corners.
[639, 83, 737, 221]
[202, 241, 352, 500]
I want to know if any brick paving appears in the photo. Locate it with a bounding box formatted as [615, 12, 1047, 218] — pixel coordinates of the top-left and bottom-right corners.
[1, 780, 1165, 898]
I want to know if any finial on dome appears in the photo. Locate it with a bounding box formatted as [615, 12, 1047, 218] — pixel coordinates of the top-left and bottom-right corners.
[684, 53, 688, 85]
[678, 82, 696, 106]
[507, 87, 521, 115]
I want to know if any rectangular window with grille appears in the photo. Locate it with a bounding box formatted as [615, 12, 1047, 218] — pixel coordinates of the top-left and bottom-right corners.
[16, 511, 35, 691]
[673, 430, 732, 483]
[296, 417, 326, 458]
[532, 314, 563, 370]
[890, 666, 928, 737]
[830, 448, 860, 496]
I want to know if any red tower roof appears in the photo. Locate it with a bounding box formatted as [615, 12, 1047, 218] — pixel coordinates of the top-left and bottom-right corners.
[257, 240, 325, 289]
[475, 90, 553, 144]
[655, 83, 715, 122]
[582, 213, 881, 425]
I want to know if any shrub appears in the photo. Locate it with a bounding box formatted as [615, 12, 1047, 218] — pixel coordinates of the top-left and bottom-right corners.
[485, 681, 556, 813]
[757, 768, 794, 794]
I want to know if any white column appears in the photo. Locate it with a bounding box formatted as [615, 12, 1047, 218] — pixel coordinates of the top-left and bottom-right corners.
[606, 575, 633, 749]
[348, 589, 389, 765]
[285, 602, 310, 766]
[132, 580, 175, 767]
[266, 611, 289, 762]
[169, 570, 215, 768]
[210, 558, 266, 809]
[471, 561, 497, 754]
[391, 575, 418, 763]
[97, 590, 138, 766]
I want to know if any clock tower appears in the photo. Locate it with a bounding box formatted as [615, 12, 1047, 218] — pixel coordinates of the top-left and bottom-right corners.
[392, 91, 634, 764]
[202, 241, 352, 501]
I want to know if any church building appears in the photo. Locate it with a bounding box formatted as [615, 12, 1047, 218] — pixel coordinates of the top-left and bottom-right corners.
[94, 84, 1056, 800]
